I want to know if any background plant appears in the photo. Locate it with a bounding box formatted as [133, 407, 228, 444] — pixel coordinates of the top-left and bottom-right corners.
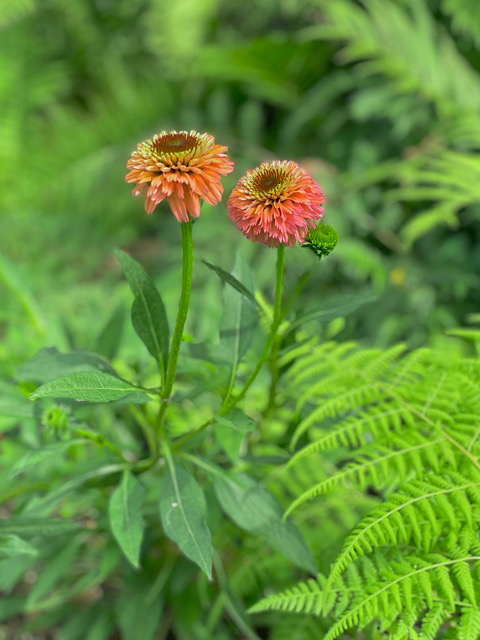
[1, 0, 480, 638]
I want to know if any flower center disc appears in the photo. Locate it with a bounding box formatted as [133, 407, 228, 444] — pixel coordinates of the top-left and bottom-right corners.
[253, 168, 288, 198]
[154, 133, 196, 154]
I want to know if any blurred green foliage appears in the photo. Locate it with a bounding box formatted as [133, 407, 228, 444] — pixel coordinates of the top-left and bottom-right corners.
[1, 0, 479, 370]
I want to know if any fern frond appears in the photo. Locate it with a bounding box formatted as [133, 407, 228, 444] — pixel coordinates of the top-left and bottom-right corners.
[250, 576, 325, 616]
[458, 606, 480, 640]
[286, 434, 456, 516]
[324, 553, 480, 640]
[418, 602, 446, 640]
[442, 0, 480, 49]
[390, 148, 480, 244]
[326, 475, 480, 586]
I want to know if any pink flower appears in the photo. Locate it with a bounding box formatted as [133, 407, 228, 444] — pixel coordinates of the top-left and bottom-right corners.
[227, 160, 325, 247]
[126, 130, 234, 222]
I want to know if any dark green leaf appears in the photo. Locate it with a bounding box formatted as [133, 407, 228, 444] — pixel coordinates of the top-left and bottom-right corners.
[116, 575, 163, 640]
[115, 250, 169, 377]
[95, 304, 125, 359]
[159, 463, 212, 578]
[213, 472, 316, 573]
[108, 470, 145, 569]
[219, 252, 258, 369]
[26, 539, 80, 609]
[30, 372, 145, 403]
[18, 347, 116, 384]
[0, 517, 79, 536]
[203, 260, 258, 306]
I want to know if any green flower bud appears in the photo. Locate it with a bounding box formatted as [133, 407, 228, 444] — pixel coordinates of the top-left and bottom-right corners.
[42, 405, 70, 431]
[303, 224, 338, 259]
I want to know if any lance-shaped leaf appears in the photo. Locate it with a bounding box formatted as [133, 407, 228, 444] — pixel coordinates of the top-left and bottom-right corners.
[0, 534, 38, 559]
[203, 260, 258, 306]
[18, 347, 116, 384]
[0, 517, 79, 536]
[219, 252, 258, 372]
[213, 472, 316, 573]
[9, 439, 86, 478]
[30, 372, 145, 403]
[115, 250, 169, 380]
[159, 462, 212, 578]
[109, 470, 145, 569]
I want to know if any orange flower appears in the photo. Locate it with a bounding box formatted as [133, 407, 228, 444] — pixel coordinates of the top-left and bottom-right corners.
[227, 161, 325, 247]
[126, 130, 234, 222]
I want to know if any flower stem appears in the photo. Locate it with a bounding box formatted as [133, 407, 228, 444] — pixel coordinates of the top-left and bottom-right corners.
[222, 244, 285, 413]
[155, 219, 193, 434]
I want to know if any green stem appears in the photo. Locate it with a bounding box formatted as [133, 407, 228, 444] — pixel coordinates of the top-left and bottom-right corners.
[155, 219, 194, 434]
[222, 244, 285, 413]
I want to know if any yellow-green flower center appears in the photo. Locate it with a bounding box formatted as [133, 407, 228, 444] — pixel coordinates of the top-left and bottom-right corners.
[250, 166, 289, 199]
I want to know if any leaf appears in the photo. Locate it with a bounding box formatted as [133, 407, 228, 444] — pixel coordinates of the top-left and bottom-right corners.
[95, 304, 125, 359]
[17, 347, 116, 384]
[214, 425, 244, 463]
[26, 538, 80, 609]
[115, 250, 169, 378]
[159, 463, 212, 578]
[213, 472, 316, 573]
[203, 260, 258, 306]
[215, 408, 256, 433]
[115, 575, 163, 640]
[214, 409, 256, 461]
[0, 534, 38, 558]
[9, 439, 86, 478]
[219, 252, 258, 368]
[108, 470, 145, 569]
[289, 293, 377, 330]
[0, 395, 34, 419]
[0, 517, 79, 536]
[30, 372, 145, 403]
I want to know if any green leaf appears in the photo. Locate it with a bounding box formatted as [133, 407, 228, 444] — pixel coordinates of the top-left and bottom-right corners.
[30, 372, 145, 403]
[213, 472, 316, 573]
[115, 575, 163, 640]
[159, 463, 212, 578]
[0, 534, 38, 558]
[18, 347, 116, 384]
[108, 470, 145, 569]
[214, 410, 255, 461]
[214, 425, 245, 463]
[219, 252, 258, 368]
[115, 250, 169, 379]
[28, 463, 123, 513]
[289, 293, 377, 330]
[0, 395, 34, 419]
[202, 260, 258, 306]
[0, 517, 79, 536]
[26, 539, 80, 609]
[95, 304, 125, 359]
[215, 408, 256, 433]
[9, 439, 86, 478]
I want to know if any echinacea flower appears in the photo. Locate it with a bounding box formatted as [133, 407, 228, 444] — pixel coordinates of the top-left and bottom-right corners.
[227, 160, 325, 247]
[126, 130, 234, 222]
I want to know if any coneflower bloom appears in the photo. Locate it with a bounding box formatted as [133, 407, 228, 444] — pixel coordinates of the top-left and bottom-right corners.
[227, 160, 325, 247]
[126, 130, 234, 222]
